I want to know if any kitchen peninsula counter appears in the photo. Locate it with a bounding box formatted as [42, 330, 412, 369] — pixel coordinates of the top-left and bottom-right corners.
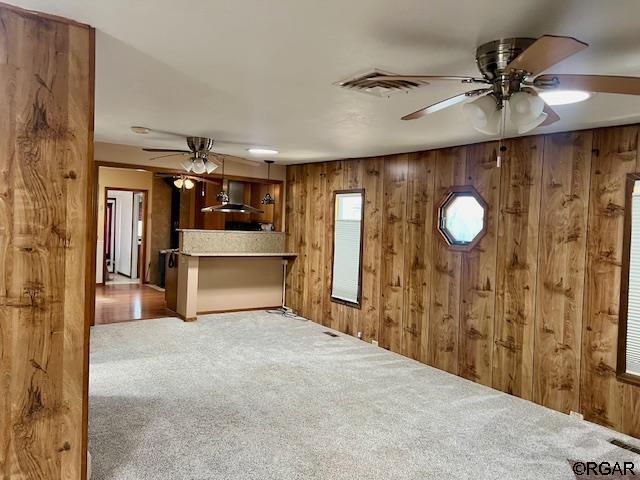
[165, 230, 296, 321]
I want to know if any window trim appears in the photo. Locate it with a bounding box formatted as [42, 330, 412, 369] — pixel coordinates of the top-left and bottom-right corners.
[330, 189, 365, 309]
[437, 185, 488, 252]
[617, 173, 640, 387]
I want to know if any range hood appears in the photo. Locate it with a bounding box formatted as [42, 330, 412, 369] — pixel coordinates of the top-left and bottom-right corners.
[201, 180, 263, 214]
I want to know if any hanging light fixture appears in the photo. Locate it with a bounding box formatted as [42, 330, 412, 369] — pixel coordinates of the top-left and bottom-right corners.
[173, 175, 196, 190]
[261, 160, 276, 205]
[216, 158, 229, 204]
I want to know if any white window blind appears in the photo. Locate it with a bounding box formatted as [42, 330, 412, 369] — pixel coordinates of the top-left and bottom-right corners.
[331, 192, 363, 304]
[627, 181, 640, 376]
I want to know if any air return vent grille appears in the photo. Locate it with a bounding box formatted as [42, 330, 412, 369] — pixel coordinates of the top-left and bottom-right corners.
[610, 438, 640, 455]
[336, 69, 428, 97]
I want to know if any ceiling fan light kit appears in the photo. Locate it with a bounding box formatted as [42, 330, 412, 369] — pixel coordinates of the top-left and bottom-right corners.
[348, 35, 640, 165]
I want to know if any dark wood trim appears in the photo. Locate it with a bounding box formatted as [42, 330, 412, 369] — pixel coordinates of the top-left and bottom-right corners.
[617, 173, 640, 384]
[436, 185, 488, 252]
[82, 25, 96, 480]
[95, 160, 284, 185]
[329, 189, 365, 309]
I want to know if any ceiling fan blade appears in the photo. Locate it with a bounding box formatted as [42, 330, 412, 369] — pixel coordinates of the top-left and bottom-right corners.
[367, 75, 485, 84]
[541, 104, 561, 126]
[143, 148, 191, 153]
[402, 88, 491, 120]
[148, 153, 190, 162]
[505, 35, 588, 76]
[534, 74, 640, 96]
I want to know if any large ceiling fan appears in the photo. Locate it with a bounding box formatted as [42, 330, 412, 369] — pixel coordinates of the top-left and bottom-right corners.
[359, 35, 640, 135]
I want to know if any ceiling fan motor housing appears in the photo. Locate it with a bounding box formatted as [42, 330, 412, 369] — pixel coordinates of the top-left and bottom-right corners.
[187, 136, 214, 153]
[476, 38, 536, 101]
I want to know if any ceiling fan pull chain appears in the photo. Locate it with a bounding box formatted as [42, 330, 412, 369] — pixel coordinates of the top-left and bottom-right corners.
[497, 103, 507, 168]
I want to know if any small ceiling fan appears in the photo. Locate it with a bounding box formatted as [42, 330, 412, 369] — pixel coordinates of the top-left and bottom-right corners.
[357, 35, 640, 135]
[141, 132, 220, 174]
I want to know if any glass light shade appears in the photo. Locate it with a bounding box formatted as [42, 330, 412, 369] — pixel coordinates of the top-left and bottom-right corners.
[192, 158, 206, 174]
[463, 95, 500, 134]
[516, 112, 548, 134]
[181, 158, 193, 172]
[173, 178, 184, 189]
[509, 92, 545, 127]
[183, 179, 195, 190]
[205, 161, 217, 174]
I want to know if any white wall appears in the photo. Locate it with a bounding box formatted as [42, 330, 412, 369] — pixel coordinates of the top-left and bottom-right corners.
[109, 190, 134, 277]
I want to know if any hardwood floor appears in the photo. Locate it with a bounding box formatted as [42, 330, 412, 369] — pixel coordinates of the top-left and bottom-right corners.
[95, 284, 177, 325]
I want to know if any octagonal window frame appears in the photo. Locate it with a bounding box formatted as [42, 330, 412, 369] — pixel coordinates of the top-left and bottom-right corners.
[437, 185, 488, 252]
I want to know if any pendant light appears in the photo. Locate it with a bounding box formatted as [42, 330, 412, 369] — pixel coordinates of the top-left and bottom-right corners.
[261, 160, 276, 205]
[216, 158, 229, 204]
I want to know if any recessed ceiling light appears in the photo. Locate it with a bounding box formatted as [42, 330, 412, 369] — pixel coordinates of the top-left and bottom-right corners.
[538, 90, 592, 106]
[248, 148, 278, 155]
[131, 126, 150, 134]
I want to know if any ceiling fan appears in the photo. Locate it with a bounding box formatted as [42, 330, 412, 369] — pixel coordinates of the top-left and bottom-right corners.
[142, 134, 220, 174]
[359, 35, 640, 135]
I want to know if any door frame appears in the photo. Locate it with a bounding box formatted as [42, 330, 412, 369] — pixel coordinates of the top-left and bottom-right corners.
[102, 186, 149, 285]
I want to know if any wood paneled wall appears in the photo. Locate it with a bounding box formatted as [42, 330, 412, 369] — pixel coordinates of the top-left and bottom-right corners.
[285, 124, 640, 438]
[0, 4, 94, 479]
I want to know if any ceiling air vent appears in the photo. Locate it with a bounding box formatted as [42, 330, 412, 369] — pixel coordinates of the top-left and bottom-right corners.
[336, 69, 428, 97]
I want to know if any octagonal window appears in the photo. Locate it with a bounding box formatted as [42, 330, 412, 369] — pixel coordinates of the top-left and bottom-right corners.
[438, 187, 487, 251]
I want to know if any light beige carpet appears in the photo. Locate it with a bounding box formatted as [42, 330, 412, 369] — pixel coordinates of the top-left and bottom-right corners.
[89, 311, 639, 479]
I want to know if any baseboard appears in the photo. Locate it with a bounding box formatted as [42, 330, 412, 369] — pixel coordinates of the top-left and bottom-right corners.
[196, 306, 281, 316]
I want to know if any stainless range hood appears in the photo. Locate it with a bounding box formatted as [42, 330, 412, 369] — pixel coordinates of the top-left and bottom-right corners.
[201, 180, 263, 214]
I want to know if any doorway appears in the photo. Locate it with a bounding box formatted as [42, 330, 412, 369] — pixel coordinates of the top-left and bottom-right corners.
[103, 188, 147, 285]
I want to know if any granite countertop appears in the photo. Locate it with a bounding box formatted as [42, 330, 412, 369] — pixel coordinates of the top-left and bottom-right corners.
[181, 252, 297, 257]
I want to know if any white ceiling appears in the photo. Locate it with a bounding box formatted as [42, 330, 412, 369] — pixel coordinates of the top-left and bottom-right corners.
[12, 0, 640, 164]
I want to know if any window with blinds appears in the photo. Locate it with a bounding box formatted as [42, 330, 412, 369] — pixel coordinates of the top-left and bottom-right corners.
[331, 191, 364, 306]
[625, 180, 640, 376]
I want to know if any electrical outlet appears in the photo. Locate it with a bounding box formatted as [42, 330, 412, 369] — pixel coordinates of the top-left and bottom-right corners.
[371, 339, 379, 346]
[570, 411, 584, 420]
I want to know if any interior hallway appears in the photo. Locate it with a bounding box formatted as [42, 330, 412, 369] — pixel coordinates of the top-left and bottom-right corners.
[95, 284, 176, 324]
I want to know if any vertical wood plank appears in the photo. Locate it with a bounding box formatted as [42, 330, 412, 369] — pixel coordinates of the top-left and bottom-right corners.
[428, 147, 466, 374]
[284, 165, 300, 311]
[459, 143, 500, 386]
[361, 157, 384, 343]
[323, 161, 345, 329]
[493, 136, 543, 400]
[342, 159, 364, 336]
[380, 155, 409, 352]
[307, 163, 326, 323]
[402, 151, 436, 361]
[581, 125, 639, 430]
[533, 131, 591, 413]
[0, 6, 93, 479]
